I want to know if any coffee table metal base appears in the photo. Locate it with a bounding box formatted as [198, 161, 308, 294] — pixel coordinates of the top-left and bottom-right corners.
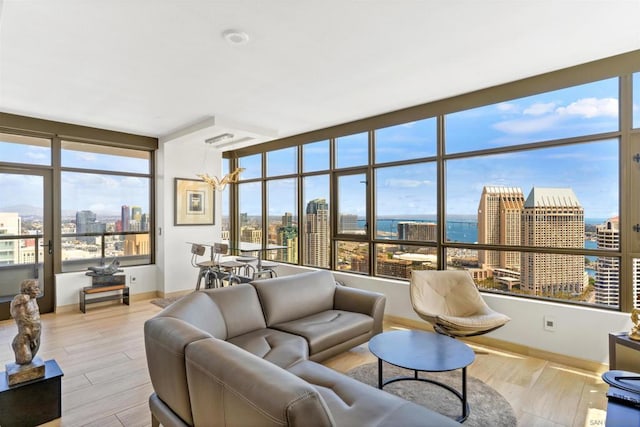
[377, 358, 470, 423]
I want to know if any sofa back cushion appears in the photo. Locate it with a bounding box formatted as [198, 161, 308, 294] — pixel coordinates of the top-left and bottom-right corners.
[186, 338, 334, 427]
[158, 290, 227, 339]
[252, 270, 336, 326]
[204, 283, 267, 339]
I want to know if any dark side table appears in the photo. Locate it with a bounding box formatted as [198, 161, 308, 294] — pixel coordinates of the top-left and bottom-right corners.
[369, 329, 475, 422]
[0, 359, 64, 426]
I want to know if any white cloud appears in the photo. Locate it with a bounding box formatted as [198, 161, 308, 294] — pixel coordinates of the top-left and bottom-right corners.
[493, 115, 560, 134]
[492, 97, 617, 135]
[524, 102, 556, 116]
[77, 152, 98, 162]
[496, 102, 518, 113]
[384, 178, 431, 188]
[556, 97, 618, 118]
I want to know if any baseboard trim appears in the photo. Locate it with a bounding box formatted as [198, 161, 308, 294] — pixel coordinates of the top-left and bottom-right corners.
[384, 314, 608, 374]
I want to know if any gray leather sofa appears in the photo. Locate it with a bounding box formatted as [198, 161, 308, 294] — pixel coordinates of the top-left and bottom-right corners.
[144, 269, 459, 426]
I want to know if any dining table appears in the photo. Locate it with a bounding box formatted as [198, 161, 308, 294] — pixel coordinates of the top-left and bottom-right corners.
[188, 241, 287, 276]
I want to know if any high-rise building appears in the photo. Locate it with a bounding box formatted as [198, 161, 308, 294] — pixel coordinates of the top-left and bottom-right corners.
[595, 217, 619, 307]
[0, 212, 21, 265]
[240, 213, 249, 227]
[240, 227, 262, 244]
[339, 214, 358, 233]
[520, 187, 585, 296]
[131, 206, 142, 221]
[76, 210, 105, 243]
[121, 205, 130, 232]
[125, 233, 150, 256]
[304, 199, 329, 268]
[276, 226, 298, 263]
[141, 213, 149, 232]
[477, 186, 524, 270]
[397, 222, 437, 242]
[376, 257, 413, 279]
[281, 212, 293, 227]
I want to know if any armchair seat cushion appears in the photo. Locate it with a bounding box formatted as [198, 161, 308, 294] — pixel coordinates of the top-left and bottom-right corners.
[227, 328, 308, 368]
[437, 311, 511, 332]
[272, 310, 373, 355]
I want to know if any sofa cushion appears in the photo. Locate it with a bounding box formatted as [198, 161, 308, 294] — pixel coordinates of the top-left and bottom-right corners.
[203, 283, 267, 339]
[185, 338, 334, 427]
[287, 360, 460, 427]
[227, 328, 308, 368]
[272, 310, 373, 355]
[252, 270, 336, 326]
[158, 290, 227, 339]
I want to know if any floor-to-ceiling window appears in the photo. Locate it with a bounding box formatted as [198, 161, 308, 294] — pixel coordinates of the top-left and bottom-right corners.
[0, 114, 156, 316]
[226, 50, 640, 311]
[60, 141, 153, 271]
[0, 132, 54, 318]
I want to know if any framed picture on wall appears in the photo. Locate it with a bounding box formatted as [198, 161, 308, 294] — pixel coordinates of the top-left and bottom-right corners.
[174, 178, 214, 225]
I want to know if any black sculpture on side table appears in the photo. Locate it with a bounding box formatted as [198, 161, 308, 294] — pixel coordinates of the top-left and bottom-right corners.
[86, 258, 125, 287]
[85, 258, 124, 277]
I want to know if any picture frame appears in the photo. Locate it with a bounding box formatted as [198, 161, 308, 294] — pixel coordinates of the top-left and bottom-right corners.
[174, 178, 214, 225]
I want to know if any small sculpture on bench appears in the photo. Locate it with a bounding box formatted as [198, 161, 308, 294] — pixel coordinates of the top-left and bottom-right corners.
[86, 258, 124, 277]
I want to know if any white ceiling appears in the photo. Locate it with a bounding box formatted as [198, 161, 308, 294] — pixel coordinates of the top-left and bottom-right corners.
[1, 1, 639, 150]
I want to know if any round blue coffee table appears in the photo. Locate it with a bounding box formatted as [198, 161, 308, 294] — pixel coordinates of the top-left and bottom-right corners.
[368, 329, 475, 422]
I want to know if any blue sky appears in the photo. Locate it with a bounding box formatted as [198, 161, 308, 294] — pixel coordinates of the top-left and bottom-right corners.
[0, 144, 150, 216]
[239, 77, 626, 220]
[3, 74, 638, 220]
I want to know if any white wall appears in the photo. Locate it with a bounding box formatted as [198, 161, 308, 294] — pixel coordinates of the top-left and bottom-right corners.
[55, 265, 157, 307]
[276, 263, 631, 364]
[156, 136, 224, 295]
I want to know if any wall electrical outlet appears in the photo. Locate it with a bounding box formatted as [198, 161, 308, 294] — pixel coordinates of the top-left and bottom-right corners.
[130, 276, 137, 283]
[543, 315, 556, 331]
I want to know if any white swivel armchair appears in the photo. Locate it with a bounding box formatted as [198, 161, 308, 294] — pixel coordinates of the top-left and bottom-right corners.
[410, 270, 511, 338]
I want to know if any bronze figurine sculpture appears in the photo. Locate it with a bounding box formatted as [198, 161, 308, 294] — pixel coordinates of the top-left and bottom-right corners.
[10, 279, 42, 364]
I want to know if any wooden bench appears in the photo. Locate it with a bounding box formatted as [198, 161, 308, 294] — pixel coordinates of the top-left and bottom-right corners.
[79, 284, 130, 313]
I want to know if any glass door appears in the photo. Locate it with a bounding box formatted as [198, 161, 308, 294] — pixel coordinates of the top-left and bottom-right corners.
[0, 169, 53, 320]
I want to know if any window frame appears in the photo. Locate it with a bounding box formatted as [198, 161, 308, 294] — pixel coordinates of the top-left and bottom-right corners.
[224, 50, 640, 312]
[0, 114, 157, 275]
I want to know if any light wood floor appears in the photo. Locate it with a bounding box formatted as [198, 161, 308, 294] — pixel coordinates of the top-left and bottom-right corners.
[0, 298, 608, 427]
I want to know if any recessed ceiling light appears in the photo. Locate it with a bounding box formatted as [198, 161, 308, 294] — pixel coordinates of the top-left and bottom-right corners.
[222, 29, 250, 45]
[205, 133, 234, 144]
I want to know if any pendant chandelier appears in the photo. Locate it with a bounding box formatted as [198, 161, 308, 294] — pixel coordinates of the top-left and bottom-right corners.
[197, 167, 245, 191]
[197, 133, 244, 191]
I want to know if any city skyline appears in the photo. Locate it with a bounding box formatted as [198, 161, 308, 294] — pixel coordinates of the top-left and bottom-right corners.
[236, 182, 628, 306]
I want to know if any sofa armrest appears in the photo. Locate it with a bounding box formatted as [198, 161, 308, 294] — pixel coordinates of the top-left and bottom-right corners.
[334, 286, 386, 335]
[144, 316, 212, 426]
[185, 338, 334, 427]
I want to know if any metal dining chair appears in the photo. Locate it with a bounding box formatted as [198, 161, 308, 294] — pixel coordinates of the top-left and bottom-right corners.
[191, 243, 224, 290]
[213, 243, 254, 285]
